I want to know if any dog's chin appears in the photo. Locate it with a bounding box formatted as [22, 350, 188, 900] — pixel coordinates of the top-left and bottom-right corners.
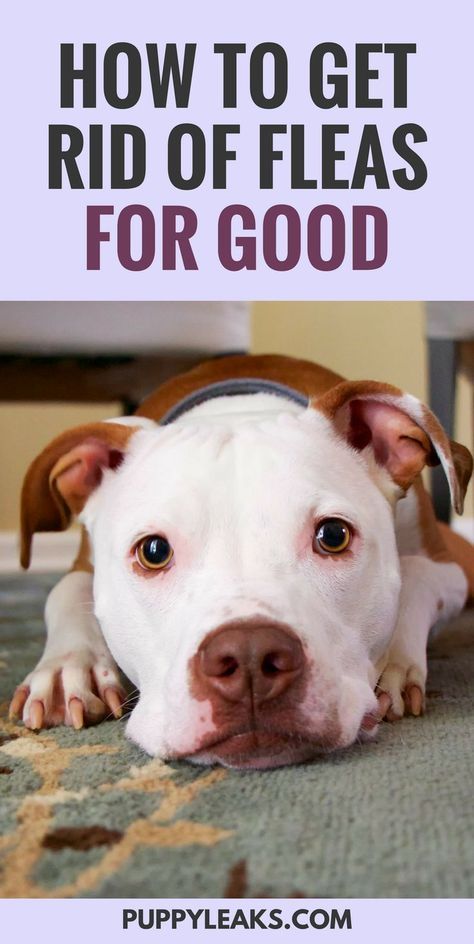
[184, 730, 334, 770]
[182, 709, 381, 769]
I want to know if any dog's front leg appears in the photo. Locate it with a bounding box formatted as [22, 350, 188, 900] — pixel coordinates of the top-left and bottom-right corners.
[9, 571, 125, 730]
[377, 555, 468, 721]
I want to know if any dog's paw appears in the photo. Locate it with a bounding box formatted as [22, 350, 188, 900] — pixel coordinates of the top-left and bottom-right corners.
[376, 661, 426, 722]
[8, 649, 126, 730]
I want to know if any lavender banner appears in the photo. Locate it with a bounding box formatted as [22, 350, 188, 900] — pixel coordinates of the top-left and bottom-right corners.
[0, 0, 473, 298]
[2, 898, 474, 940]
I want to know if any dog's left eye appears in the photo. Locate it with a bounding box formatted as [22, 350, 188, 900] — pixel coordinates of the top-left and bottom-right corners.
[135, 535, 174, 571]
[313, 518, 352, 555]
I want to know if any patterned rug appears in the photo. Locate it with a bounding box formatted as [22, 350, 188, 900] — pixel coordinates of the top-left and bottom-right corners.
[1, 573, 474, 899]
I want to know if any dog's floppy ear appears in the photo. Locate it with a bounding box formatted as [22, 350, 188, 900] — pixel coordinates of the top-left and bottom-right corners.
[20, 421, 144, 569]
[314, 380, 472, 514]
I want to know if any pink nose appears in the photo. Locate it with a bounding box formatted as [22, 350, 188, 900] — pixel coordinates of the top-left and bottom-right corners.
[195, 623, 305, 705]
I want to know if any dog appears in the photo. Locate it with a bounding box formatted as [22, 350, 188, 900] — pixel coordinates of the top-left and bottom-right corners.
[9, 354, 474, 769]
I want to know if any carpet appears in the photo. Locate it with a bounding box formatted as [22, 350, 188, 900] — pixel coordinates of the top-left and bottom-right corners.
[1, 573, 473, 899]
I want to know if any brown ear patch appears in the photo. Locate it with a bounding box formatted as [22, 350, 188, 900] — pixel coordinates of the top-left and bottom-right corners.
[314, 380, 473, 514]
[448, 440, 473, 513]
[348, 399, 434, 492]
[20, 422, 138, 569]
[49, 440, 125, 517]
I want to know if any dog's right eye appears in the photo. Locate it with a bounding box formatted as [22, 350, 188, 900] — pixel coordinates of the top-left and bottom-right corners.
[313, 518, 352, 555]
[135, 535, 174, 571]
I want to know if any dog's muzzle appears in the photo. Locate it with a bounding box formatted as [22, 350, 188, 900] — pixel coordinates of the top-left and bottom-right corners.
[194, 621, 305, 706]
[185, 620, 326, 768]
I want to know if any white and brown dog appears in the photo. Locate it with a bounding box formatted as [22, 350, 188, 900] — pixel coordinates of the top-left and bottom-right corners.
[10, 355, 474, 769]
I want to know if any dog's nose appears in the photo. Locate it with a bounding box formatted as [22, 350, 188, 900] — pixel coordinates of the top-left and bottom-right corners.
[196, 623, 305, 704]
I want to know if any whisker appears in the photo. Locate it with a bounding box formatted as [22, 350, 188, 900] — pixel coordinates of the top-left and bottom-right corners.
[118, 694, 139, 710]
[102, 686, 140, 723]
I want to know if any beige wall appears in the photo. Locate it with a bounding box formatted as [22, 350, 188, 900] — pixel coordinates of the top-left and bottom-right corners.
[252, 301, 427, 398]
[0, 402, 120, 531]
[252, 301, 472, 519]
[0, 302, 472, 532]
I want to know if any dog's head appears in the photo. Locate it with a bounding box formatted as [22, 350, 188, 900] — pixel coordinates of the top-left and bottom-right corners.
[20, 380, 471, 768]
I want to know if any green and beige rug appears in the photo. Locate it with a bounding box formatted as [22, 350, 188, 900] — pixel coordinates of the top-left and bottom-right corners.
[1, 573, 473, 898]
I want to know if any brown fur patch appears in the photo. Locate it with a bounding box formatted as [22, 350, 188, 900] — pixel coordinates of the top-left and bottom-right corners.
[315, 378, 403, 420]
[438, 523, 474, 601]
[136, 353, 344, 422]
[413, 478, 451, 562]
[20, 422, 138, 569]
[413, 476, 474, 599]
[314, 380, 473, 513]
[0, 766, 13, 775]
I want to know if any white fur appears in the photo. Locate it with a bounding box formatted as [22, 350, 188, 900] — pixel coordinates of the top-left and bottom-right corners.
[86, 400, 399, 757]
[377, 557, 467, 713]
[19, 393, 468, 764]
[21, 571, 122, 728]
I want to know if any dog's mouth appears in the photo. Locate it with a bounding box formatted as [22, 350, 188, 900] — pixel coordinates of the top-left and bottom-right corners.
[183, 707, 381, 770]
[188, 729, 317, 769]
[184, 724, 343, 770]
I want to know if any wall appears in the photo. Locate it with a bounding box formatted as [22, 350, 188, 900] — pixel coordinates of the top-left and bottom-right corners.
[0, 302, 471, 534]
[0, 402, 120, 531]
[253, 301, 427, 396]
[252, 301, 473, 526]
